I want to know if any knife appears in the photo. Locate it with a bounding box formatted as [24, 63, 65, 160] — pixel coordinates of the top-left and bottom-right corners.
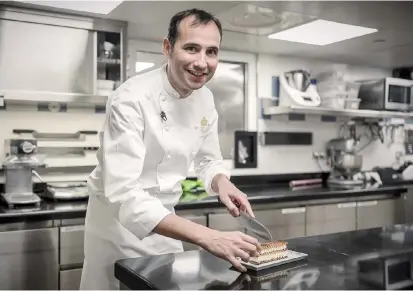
[216, 196, 273, 242]
[238, 210, 273, 243]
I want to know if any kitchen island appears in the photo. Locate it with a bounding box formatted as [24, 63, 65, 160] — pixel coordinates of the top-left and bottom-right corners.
[115, 223, 413, 290]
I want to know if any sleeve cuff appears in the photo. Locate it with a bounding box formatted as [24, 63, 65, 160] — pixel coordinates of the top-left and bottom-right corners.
[204, 166, 231, 196]
[119, 197, 172, 240]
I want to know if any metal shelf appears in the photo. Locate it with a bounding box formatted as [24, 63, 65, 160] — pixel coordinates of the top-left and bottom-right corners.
[263, 105, 413, 119]
[0, 90, 108, 105]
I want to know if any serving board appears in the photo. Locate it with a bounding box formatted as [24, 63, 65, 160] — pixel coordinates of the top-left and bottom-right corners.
[240, 250, 308, 271]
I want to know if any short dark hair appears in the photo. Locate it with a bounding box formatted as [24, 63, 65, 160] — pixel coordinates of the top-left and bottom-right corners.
[167, 8, 223, 48]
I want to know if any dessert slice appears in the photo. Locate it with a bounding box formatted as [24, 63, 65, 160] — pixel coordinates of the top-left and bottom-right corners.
[249, 241, 289, 265]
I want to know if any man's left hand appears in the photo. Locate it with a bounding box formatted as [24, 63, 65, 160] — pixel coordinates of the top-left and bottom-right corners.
[212, 174, 254, 218]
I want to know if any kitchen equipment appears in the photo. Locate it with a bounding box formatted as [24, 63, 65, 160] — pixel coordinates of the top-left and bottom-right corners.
[357, 252, 413, 290]
[279, 69, 321, 107]
[2, 139, 44, 207]
[240, 250, 308, 271]
[239, 211, 273, 242]
[30, 169, 88, 201]
[325, 122, 364, 187]
[37, 179, 89, 201]
[358, 77, 413, 112]
[13, 129, 98, 141]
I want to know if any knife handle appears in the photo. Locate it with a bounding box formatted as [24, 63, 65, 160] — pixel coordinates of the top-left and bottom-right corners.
[216, 196, 242, 209]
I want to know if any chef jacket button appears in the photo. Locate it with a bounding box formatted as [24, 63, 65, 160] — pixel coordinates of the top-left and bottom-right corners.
[166, 154, 171, 160]
[162, 97, 166, 102]
[165, 126, 170, 131]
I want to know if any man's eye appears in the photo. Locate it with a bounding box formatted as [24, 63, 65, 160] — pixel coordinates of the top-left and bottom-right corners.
[186, 47, 197, 52]
[208, 50, 218, 56]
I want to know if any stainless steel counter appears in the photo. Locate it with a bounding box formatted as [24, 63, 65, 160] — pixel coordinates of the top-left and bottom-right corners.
[0, 182, 411, 290]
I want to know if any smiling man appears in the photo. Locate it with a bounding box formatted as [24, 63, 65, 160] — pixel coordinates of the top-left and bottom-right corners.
[80, 9, 260, 290]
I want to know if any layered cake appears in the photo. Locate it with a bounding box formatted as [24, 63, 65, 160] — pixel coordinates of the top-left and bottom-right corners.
[249, 241, 289, 265]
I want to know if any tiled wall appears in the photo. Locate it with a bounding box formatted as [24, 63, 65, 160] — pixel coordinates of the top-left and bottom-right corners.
[0, 41, 409, 182]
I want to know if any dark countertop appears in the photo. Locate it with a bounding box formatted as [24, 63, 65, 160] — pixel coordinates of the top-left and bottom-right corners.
[177, 183, 410, 210]
[0, 183, 409, 222]
[115, 223, 413, 290]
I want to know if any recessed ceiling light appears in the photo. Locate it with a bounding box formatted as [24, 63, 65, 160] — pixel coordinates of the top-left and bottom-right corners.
[11, 1, 123, 14]
[268, 19, 378, 46]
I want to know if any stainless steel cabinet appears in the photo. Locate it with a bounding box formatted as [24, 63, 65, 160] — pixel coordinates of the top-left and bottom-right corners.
[0, 227, 59, 289]
[179, 215, 207, 251]
[306, 202, 357, 236]
[209, 213, 245, 232]
[60, 268, 82, 290]
[356, 198, 402, 230]
[60, 225, 85, 266]
[254, 207, 306, 240]
[59, 225, 85, 290]
[402, 189, 413, 223]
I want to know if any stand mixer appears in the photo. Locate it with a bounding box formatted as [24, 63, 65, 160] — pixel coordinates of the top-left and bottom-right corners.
[279, 69, 321, 107]
[325, 122, 364, 187]
[2, 139, 44, 208]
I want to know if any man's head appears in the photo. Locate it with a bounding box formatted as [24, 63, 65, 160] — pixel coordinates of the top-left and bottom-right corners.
[163, 9, 223, 97]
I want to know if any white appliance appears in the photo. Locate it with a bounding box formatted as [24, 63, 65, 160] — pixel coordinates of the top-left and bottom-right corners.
[279, 69, 321, 107]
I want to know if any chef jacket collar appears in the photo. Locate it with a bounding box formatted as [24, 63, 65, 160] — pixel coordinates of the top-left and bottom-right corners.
[161, 63, 193, 99]
[161, 63, 180, 99]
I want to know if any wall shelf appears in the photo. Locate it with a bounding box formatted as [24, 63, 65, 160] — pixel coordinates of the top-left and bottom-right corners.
[263, 105, 413, 120]
[0, 90, 108, 105]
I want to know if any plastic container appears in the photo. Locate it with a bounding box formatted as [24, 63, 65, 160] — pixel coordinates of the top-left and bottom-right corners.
[321, 97, 345, 109]
[344, 98, 361, 110]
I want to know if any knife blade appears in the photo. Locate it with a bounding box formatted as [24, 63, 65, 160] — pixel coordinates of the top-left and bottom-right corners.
[238, 210, 273, 243]
[216, 196, 273, 242]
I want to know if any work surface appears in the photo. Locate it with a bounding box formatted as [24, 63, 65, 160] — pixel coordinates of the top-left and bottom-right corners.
[0, 183, 408, 221]
[115, 224, 413, 290]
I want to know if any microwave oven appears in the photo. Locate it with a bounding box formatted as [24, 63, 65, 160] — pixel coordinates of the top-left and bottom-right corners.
[358, 77, 413, 111]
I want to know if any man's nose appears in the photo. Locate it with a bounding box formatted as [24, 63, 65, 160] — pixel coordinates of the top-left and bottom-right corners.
[194, 53, 207, 69]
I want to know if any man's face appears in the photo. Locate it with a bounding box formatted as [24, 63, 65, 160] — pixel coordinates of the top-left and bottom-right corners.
[163, 16, 221, 97]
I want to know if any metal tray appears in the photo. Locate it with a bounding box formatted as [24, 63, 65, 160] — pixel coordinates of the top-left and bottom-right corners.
[240, 250, 308, 271]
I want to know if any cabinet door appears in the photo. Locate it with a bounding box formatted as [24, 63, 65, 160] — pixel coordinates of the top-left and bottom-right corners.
[0, 228, 59, 289]
[402, 191, 413, 223]
[0, 19, 94, 94]
[209, 213, 245, 232]
[180, 215, 207, 251]
[306, 202, 356, 236]
[253, 207, 306, 240]
[60, 225, 85, 266]
[357, 198, 402, 230]
[60, 268, 82, 290]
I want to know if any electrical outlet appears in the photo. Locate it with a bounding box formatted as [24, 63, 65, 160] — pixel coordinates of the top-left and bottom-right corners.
[313, 152, 326, 159]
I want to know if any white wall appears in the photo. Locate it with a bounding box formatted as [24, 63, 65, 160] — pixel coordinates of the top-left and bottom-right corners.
[255, 54, 407, 175]
[0, 39, 407, 183]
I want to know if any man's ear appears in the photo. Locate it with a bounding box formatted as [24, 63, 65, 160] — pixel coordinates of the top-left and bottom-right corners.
[162, 38, 172, 58]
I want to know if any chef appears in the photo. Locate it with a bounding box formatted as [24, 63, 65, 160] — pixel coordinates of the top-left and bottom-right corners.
[80, 8, 261, 290]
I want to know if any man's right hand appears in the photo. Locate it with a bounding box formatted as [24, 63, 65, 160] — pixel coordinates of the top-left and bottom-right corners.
[198, 230, 262, 272]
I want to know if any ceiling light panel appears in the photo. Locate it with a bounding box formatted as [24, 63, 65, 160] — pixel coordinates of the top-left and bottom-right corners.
[268, 19, 378, 46]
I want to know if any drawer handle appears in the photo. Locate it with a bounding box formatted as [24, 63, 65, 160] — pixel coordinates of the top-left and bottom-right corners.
[337, 202, 357, 208]
[61, 225, 85, 232]
[357, 200, 378, 207]
[282, 207, 306, 214]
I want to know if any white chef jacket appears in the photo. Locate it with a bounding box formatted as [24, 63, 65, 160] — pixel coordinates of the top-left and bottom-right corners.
[79, 64, 231, 290]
